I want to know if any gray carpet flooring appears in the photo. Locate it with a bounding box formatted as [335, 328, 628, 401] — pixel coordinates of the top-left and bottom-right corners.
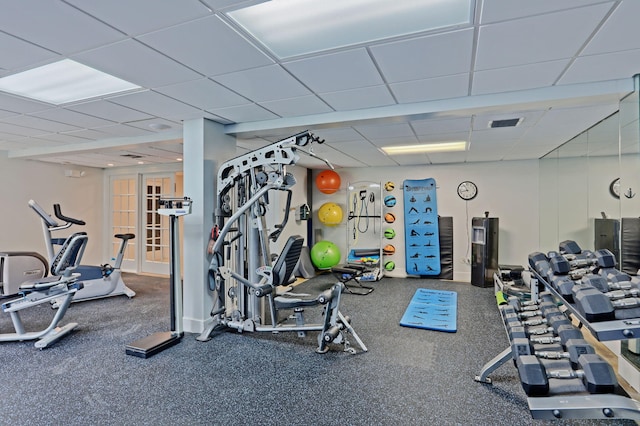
[0, 272, 636, 425]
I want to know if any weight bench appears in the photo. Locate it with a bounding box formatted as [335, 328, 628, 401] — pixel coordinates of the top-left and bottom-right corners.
[0, 232, 87, 348]
[331, 264, 374, 295]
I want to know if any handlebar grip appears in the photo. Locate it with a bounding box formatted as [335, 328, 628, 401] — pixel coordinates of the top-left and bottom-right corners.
[53, 204, 86, 226]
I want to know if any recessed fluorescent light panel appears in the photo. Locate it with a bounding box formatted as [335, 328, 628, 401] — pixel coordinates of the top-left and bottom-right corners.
[228, 0, 474, 59]
[382, 141, 467, 155]
[0, 59, 140, 105]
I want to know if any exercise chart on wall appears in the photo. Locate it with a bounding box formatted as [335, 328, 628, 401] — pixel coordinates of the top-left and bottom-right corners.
[404, 178, 440, 276]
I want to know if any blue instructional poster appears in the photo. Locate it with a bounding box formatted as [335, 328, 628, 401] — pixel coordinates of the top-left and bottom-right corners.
[403, 178, 441, 275]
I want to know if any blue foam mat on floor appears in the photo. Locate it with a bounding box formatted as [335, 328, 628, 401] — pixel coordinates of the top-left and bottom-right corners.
[399, 288, 457, 332]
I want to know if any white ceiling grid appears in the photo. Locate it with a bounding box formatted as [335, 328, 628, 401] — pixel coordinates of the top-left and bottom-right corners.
[0, 0, 636, 168]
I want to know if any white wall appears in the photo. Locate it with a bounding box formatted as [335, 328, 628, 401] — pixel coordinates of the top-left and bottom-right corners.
[0, 152, 103, 265]
[312, 160, 540, 282]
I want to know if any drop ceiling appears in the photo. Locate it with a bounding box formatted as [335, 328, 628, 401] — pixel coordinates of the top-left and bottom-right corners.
[0, 0, 638, 169]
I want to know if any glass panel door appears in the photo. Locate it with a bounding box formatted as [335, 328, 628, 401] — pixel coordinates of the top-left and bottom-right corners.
[110, 176, 137, 271]
[141, 174, 175, 275]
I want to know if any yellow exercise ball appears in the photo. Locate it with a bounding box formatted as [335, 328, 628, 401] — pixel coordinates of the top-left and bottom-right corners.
[318, 202, 343, 226]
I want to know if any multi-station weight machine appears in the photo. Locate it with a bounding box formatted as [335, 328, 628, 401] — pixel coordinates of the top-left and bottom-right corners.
[197, 131, 366, 354]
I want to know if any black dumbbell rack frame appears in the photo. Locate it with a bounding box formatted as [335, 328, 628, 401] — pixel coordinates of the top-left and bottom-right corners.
[475, 271, 640, 420]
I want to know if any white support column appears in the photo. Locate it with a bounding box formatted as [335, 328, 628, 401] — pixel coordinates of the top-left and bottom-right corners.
[182, 118, 236, 333]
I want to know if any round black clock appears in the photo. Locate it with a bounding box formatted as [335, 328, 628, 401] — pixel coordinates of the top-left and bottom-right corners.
[609, 178, 620, 199]
[457, 181, 478, 201]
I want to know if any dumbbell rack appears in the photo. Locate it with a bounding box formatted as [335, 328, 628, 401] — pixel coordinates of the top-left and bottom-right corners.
[530, 269, 640, 341]
[475, 271, 640, 420]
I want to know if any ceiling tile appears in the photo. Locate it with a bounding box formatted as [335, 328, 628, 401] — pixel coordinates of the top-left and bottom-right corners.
[392, 153, 431, 166]
[259, 95, 332, 117]
[0, 93, 50, 114]
[0, 137, 65, 150]
[1, 115, 80, 133]
[125, 118, 181, 132]
[0, 120, 43, 136]
[319, 86, 395, 111]
[283, 49, 383, 93]
[582, 1, 640, 55]
[389, 74, 469, 103]
[558, 49, 640, 85]
[0, 1, 124, 54]
[371, 29, 474, 83]
[67, 100, 154, 123]
[73, 39, 202, 88]
[138, 15, 273, 76]
[480, 0, 610, 24]
[0, 32, 58, 71]
[428, 151, 468, 164]
[416, 131, 469, 144]
[354, 123, 415, 141]
[108, 91, 203, 120]
[472, 110, 545, 130]
[155, 78, 249, 110]
[31, 133, 92, 144]
[411, 117, 471, 136]
[207, 104, 279, 122]
[62, 128, 112, 140]
[329, 141, 398, 167]
[30, 108, 115, 128]
[92, 124, 155, 138]
[472, 60, 569, 95]
[313, 127, 366, 143]
[66, 0, 211, 36]
[475, 3, 612, 70]
[214, 65, 311, 102]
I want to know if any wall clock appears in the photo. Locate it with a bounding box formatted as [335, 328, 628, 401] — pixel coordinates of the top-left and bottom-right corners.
[457, 181, 478, 201]
[609, 178, 620, 199]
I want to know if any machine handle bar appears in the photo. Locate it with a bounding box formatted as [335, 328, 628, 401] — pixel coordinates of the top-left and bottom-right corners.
[53, 204, 86, 226]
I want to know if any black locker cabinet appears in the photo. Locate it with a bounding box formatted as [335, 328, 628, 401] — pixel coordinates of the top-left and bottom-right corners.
[594, 218, 620, 267]
[471, 217, 499, 288]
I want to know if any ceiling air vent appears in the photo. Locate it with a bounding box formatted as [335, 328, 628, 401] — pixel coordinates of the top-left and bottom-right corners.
[489, 118, 521, 128]
[120, 154, 143, 159]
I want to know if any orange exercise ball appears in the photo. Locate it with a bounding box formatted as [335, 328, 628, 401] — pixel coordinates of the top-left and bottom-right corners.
[316, 170, 341, 194]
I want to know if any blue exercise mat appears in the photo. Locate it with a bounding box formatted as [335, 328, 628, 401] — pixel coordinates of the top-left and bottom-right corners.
[399, 288, 457, 332]
[403, 178, 440, 275]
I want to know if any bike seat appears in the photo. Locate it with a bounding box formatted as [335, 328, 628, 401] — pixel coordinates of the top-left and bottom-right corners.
[115, 233, 136, 240]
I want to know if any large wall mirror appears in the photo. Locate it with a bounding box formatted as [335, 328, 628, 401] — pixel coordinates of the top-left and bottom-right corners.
[539, 110, 621, 254]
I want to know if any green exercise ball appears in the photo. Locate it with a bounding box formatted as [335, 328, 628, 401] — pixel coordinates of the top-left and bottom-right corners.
[310, 240, 341, 270]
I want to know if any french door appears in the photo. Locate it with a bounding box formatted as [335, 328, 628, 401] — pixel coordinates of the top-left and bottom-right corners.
[110, 176, 137, 271]
[141, 173, 175, 275]
[109, 172, 182, 274]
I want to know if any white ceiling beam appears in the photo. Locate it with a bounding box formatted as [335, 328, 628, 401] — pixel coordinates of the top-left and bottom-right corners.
[225, 79, 634, 137]
[7, 129, 182, 159]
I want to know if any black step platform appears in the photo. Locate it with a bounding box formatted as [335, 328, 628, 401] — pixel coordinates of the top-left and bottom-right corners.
[125, 331, 182, 359]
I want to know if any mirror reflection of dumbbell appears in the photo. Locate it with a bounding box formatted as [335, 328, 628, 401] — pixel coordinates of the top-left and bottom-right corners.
[515, 352, 617, 397]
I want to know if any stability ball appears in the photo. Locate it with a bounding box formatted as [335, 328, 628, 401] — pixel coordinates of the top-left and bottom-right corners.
[316, 170, 341, 194]
[310, 241, 341, 270]
[318, 202, 343, 226]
